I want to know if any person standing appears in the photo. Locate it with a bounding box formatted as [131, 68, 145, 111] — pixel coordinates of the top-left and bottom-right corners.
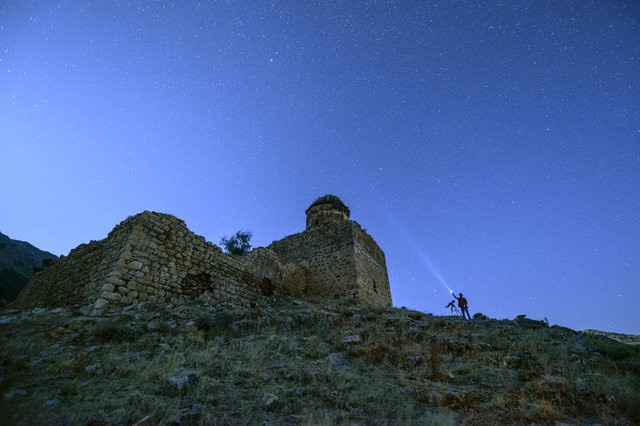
[452, 292, 471, 320]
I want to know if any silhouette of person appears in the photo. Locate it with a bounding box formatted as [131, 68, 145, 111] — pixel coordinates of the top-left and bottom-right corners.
[452, 291, 471, 320]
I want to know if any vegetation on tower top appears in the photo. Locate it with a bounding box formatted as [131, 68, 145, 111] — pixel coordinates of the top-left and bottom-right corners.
[306, 195, 350, 214]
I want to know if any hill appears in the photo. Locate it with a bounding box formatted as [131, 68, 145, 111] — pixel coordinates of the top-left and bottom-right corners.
[1, 297, 638, 425]
[0, 232, 58, 304]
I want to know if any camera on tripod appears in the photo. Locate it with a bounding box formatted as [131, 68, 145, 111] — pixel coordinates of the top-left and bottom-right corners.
[445, 299, 460, 316]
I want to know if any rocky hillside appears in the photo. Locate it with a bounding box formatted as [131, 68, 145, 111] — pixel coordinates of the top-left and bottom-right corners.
[0, 232, 57, 304]
[0, 297, 638, 425]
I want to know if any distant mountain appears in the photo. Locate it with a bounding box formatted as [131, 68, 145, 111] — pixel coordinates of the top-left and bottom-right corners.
[0, 232, 58, 304]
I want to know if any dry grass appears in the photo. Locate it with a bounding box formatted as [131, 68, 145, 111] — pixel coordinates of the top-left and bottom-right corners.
[0, 298, 638, 425]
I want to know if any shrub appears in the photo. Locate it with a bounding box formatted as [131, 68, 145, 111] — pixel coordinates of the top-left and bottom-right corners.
[473, 312, 488, 320]
[195, 313, 237, 338]
[588, 335, 638, 360]
[433, 318, 447, 328]
[92, 320, 137, 342]
[407, 311, 423, 320]
[220, 231, 252, 255]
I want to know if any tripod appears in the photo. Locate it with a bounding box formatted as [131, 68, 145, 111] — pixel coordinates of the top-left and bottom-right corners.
[445, 300, 461, 317]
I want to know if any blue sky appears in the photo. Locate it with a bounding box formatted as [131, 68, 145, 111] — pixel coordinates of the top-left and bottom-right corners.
[1, 1, 638, 333]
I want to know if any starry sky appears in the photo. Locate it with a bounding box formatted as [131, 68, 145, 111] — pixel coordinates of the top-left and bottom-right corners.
[1, 1, 639, 334]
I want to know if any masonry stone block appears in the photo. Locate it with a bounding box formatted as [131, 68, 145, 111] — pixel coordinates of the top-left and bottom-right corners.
[106, 276, 125, 286]
[94, 298, 109, 310]
[101, 283, 115, 292]
[101, 291, 121, 301]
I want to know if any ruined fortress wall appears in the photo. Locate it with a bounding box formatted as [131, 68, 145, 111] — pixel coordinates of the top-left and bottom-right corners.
[14, 212, 291, 311]
[13, 199, 393, 310]
[352, 224, 392, 307]
[268, 221, 359, 300]
[13, 216, 138, 309]
[92, 212, 287, 310]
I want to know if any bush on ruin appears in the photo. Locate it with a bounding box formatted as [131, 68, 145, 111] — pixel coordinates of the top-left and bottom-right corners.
[220, 231, 252, 255]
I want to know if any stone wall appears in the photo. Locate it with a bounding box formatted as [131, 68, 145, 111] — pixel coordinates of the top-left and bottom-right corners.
[13, 214, 138, 309]
[268, 221, 358, 300]
[268, 221, 392, 307]
[105, 212, 256, 306]
[352, 223, 392, 307]
[13, 199, 392, 311]
[14, 212, 297, 311]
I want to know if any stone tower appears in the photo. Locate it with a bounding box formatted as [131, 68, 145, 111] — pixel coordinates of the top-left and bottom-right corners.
[305, 194, 351, 229]
[269, 195, 392, 307]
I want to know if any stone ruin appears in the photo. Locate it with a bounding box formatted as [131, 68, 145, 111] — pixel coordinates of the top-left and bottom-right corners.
[13, 195, 392, 311]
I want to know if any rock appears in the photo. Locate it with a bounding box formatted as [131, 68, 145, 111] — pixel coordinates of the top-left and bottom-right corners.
[342, 334, 362, 343]
[328, 352, 351, 368]
[48, 343, 62, 351]
[45, 399, 61, 407]
[100, 291, 122, 301]
[101, 283, 115, 292]
[294, 386, 305, 396]
[165, 374, 199, 395]
[27, 343, 41, 356]
[85, 363, 102, 374]
[132, 415, 155, 426]
[123, 352, 138, 362]
[516, 317, 548, 329]
[146, 322, 160, 331]
[173, 305, 189, 314]
[262, 393, 279, 411]
[4, 388, 27, 398]
[173, 404, 203, 425]
[94, 298, 109, 310]
[78, 305, 93, 316]
[0, 316, 17, 325]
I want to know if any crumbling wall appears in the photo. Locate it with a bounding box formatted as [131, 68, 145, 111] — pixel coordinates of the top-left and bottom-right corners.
[12, 215, 139, 309]
[352, 224, 392, 307]
[14, 206, 392, 311]
[90, 212, 293, 310]
[269, 221, 391, 307]
[14, 212, 297, 311]
[268, 221, 359, 300]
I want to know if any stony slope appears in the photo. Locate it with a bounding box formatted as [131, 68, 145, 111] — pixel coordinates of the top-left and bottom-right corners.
[0, 232, 58, 304]
[0, 297, 638, 425]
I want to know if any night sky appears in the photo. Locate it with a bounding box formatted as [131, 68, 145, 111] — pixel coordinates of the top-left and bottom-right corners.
[1, 1, 638, 334]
